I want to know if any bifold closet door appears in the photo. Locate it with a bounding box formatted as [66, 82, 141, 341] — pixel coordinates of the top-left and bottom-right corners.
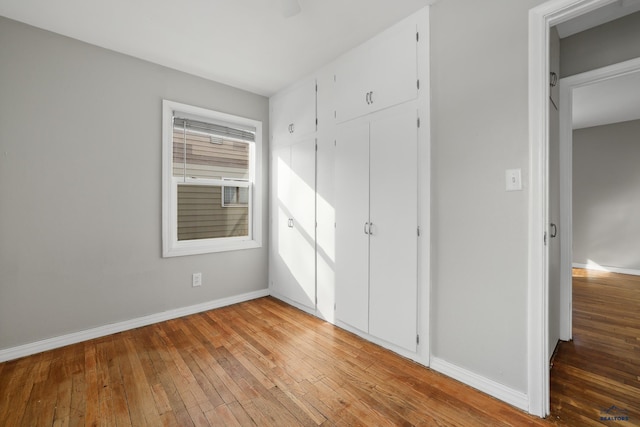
[369, 104, 418, 352]
[334, 120, 370, 333]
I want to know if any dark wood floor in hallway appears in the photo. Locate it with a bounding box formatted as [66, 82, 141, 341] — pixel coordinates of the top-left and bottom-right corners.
[1, 296, 553, 426]
[550, 268, 640, 426]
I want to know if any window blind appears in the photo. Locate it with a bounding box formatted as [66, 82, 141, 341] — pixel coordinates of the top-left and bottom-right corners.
[172, 117, 251, 181]
[173, 117, 255, 142]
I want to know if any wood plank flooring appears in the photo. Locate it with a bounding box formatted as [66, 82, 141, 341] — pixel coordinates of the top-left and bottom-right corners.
[0, 296, 552, 426]
[550, 269, 640, 426]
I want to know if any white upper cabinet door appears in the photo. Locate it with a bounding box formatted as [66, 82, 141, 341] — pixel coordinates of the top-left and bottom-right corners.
[334, 14, 418, 124]
[368, 20, 418, 117]
[368, 102, 418, 352]
[271, 77, 317, 144]
[334, 119, 370, 333]
[334, 44, 374, 124]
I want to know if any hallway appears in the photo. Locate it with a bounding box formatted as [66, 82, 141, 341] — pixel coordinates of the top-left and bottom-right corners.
[550, 268, 640, 425]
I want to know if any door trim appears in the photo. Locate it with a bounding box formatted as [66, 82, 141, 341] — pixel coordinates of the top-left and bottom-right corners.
[528, 0, 619, 417]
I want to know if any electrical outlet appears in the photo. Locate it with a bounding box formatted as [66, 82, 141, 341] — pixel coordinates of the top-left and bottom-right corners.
[192, 272, 202, 287]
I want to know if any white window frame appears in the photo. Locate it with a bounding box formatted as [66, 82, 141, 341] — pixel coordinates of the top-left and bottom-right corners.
[162, 100, 262, 257]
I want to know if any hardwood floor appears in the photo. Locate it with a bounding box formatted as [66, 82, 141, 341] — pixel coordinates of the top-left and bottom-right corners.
[0, 297, 553, 426]
[550, 269, 640, 426]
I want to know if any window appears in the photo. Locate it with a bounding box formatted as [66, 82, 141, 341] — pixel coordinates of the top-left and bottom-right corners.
[162, 100, 262, 257]
[222, 182, 249, 207]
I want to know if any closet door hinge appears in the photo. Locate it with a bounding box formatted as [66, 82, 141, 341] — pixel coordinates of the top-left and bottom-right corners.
[416, 32, 419, 42]
[417, 226, 421, 237]
[417, 79, 420, 90]
[544, 232, 548, 246]
[417, 117, 421, 128]
[416, 335, 420, 345]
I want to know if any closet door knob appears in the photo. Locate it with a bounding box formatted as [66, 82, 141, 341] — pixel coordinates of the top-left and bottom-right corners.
[365, 92, 370, 104]
[364, 222, 369, 235]
[550, 223, 557, 238]
[369, 91, 374, 104]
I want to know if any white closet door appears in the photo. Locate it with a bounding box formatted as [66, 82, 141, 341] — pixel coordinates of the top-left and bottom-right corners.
[271, 146, 294, 300]
[369, 103, 418, 352]
[287, 138, 316, 309]
[270, 142, 315, 310]
[335, 119, 370, 333]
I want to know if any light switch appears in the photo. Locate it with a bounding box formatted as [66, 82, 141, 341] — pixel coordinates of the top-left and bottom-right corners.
[506, 169, 522, 191]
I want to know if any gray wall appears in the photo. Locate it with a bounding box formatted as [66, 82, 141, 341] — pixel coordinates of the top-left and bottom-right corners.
[0, 17, 269, 350]
[430, 0, 545, 393]
[560, 11, 640, 78]
[573, 119, 640, 271]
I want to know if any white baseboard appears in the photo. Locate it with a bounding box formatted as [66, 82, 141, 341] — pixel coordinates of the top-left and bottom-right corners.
[269, 292, 316, 317]
[430, 357, 528, 412]
[572, 262, 640, 277]
[0, 289, 270, 363]
[335, 320, 431, 368]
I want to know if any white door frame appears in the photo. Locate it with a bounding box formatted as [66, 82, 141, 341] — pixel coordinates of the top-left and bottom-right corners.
[558, 57, 640, 341]
[528, 0, 620, 417]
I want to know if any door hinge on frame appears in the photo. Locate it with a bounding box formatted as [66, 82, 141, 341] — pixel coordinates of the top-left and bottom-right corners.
[417, 335, 420, 345]
[416, 32, 419, 42]
[417, 117, 421, 128]
[417, 226, 421, 237]
[544, 232, 548, 246]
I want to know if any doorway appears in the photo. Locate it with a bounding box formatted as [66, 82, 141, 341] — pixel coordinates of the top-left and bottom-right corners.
[557, 58, 640, 340]
[528, 0, 639, 417]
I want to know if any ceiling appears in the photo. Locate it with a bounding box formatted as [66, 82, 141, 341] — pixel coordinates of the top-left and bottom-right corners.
[554, 0, 640, 129]
[0, 0, 433, 97]
[556, 0, 640, 38]
[572, 70, 640, 129]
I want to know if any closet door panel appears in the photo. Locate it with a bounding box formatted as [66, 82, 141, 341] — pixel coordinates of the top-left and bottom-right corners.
[334, 47, 372, 124]
[369, 103, 418, 352]
[271, 78, 317, 143]
[288, 138, 317, 309]
[270, 146, 295, 301]
[368, 21, 418, 115]
[334, 15, 418, 124]
[334, 120, 370, 333]
[290, 139, 316, 237]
